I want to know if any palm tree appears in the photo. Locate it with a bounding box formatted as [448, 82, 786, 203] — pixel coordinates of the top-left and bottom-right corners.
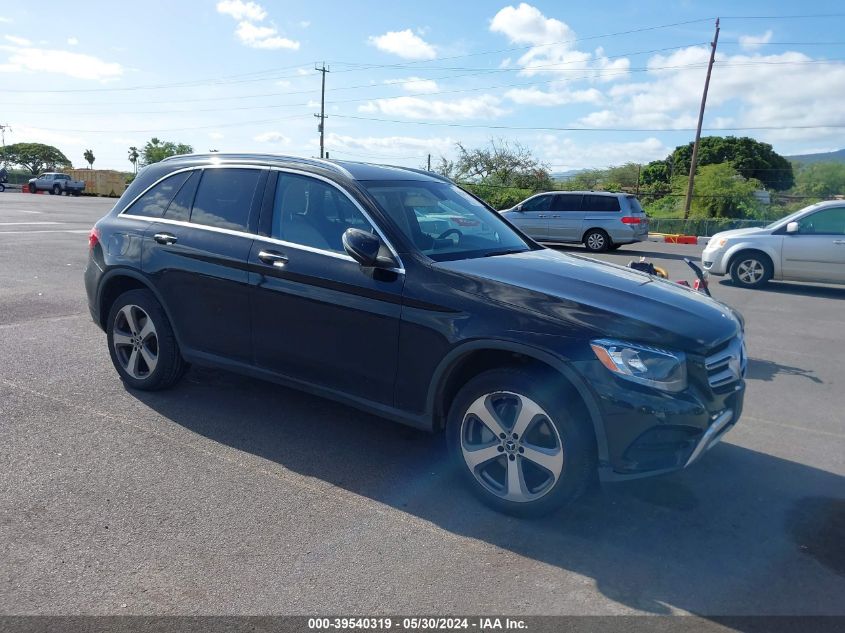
[128, 146, 139, 174]
[83, 149, 95, 170]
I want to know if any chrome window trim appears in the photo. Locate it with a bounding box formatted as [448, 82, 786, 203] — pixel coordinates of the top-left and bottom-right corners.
[117, 163, 405, 274]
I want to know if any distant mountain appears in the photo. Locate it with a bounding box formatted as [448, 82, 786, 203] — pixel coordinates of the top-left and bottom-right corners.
[786, 148, 845, 165]
[551, 168, 588, 180]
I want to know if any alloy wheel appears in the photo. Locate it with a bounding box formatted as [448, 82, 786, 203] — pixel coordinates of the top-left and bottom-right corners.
[736, 259, 764, 285]
[112, 304, 159, 379]
[586, 232, 605, 251]
[460, 391, 564, 503]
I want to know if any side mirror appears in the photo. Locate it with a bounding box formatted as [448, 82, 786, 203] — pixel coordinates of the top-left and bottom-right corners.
[514, 204, 523, 212]
[786, 221, 800, 234]
[342, 228, 382, 267]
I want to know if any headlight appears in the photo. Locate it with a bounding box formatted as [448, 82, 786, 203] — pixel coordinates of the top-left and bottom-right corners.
[590, 339, 687, 392]
[710, 237, 728, 249]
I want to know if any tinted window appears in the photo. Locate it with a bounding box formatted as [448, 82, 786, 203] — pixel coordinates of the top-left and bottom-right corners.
[553, 193, 583, 211]
[163, 171, 200, 222]
[273, 173, 373, 253]
[798, 207, 845, 235]
[627, 196, 645, 214]
[521, 194, 552, 212]
[126, 171, 192, 218]
[583, 194, 621, 212]
[191, 168, 260, 231]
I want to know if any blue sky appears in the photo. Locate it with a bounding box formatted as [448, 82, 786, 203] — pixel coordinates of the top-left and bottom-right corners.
[1, 1, 844, 172]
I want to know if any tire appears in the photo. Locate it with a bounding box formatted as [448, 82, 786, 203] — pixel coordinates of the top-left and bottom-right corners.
[106, 289, 187, 391]
[729, 252, 772, 288]
[583, 229, 611, 252]
[446, 367, 596, 517]
[30, 184, 37, 193]
[51, 185, 60, 195]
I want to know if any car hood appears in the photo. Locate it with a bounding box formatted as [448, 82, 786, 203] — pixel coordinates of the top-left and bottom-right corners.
[436, 249, 741, 354]
[712, 226, 769, 240]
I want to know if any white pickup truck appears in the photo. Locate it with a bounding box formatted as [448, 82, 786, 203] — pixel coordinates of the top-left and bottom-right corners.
[28, 172, 85, 196]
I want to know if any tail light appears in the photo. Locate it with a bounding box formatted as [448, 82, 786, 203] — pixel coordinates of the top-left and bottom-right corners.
[88, 227, 100, 251]
[621, 217, 642, 224]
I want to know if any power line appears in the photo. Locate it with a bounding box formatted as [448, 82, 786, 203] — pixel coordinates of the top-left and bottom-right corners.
[330, 114, 845, 132]
[28, 113, 312, 134]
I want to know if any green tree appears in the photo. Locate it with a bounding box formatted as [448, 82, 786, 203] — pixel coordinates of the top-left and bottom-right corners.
[682, 163, 763, 219]
[83, 149, 95, 169]
[640, 160, 671, 187]
[0, 142, 72, 175]
[671, 136, 794, 190]
[141, 137, 194, 166]
[127, 146, 140, 173]
[443, 139, 552, 190]
[793, 162, 845, 197]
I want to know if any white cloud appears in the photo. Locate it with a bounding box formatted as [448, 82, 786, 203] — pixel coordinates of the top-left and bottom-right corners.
[298, 20, 311, 28]
[368, 29, 436, 60]
[383, 76, 439, 94]
[489, 4, 629, 81]
[217, 1, 299, 51]
[67, 37, 79, 46]
[0, 17, 12, 23]
[359, 95, 506, 120]
[574, 45, 845, 148]
[276, 79, 291, 87]
[209, 131, 225, 140]
[539, 136, 671, 171]
[0, 45, 123, 80]
[235, 21, 299, 50]
[4, 35, 31, 46]
[505, 86, 603, 106]
[326, 133, 455, 156]
[739, 30, 773, 51]
[254, 131, 291, 144]
[216, 0, 267, 22]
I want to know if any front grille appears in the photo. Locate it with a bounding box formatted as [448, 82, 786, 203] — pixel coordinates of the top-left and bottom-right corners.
[705, 336, 747, 392]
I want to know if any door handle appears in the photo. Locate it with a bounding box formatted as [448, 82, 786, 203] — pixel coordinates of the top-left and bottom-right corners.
[258, 250, 288, 267]
[153, 232, 177, 245]
[537, 214, 549, 218]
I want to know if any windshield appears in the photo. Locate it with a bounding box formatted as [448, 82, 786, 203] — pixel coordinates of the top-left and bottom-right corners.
[361, 180, 532, 261]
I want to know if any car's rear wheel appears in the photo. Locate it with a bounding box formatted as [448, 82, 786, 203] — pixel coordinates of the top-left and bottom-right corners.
[51, 185, 60, 195]
[584, 229, 611, 252]
[729, 252, 772, 288]
[106, 289, 187, 391]
[447, 367, 595, 517]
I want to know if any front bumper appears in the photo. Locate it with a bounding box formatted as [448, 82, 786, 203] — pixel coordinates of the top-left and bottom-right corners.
[572, 355, 745, 481]
[701, 246, 728, 275]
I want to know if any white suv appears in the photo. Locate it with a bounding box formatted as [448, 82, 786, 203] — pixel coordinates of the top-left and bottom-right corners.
[702, 201, 845, 288]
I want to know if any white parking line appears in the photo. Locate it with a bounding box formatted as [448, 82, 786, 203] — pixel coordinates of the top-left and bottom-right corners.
[0, 221, 61, 226]
[0, 229, 89, 234]
[0, 209, 43, 214]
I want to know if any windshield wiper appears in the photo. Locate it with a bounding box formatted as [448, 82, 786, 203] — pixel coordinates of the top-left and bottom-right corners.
[482, 248, 528, 258]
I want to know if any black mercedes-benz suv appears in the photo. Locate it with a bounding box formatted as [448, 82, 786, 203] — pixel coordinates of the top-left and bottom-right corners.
[85, 153, 746, 516]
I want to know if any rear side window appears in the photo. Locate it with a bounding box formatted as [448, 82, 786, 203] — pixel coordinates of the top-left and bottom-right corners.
[191, 168, 260, 232]
[164, 171, 200, 222]
[582, 194, 621, 212]
[126, 171, 193, 218]
[626, 196, 645, 214]
[553, 193, 583, 211]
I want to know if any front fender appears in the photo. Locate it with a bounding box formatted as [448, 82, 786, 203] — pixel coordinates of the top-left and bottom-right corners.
[722, 241, 781, 277]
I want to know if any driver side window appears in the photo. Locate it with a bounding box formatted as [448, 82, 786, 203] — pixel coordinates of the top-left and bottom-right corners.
[797, 207, 845, 235]
[521, 195, 551, 212]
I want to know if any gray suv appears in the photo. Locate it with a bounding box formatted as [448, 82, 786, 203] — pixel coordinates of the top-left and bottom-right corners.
[501, 191, 649, 252]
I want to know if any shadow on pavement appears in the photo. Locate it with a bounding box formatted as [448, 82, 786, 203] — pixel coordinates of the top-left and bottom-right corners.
[746, 358, 823, 384]
[717, 279, 845, 300]
[548, 244, 697, 262]
[129, 368, 845, 615]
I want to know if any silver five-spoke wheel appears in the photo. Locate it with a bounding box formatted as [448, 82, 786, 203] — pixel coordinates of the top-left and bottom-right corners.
[112, 304, 158, 380]
[460, 391, 564, 503]
[736, 259, 764, 285]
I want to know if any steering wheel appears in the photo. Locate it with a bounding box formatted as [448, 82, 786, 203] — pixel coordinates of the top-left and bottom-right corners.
[436, 228, 463, 243]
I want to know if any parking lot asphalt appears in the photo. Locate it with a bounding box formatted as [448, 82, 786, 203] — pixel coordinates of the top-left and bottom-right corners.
[1, 193, 843, 616]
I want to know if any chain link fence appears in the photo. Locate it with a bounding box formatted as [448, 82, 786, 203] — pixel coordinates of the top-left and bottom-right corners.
[648, 217, 772, 237]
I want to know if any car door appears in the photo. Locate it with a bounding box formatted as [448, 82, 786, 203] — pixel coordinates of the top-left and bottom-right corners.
[547, 193, 584, 242]
[509, 194, 551, 241]
[780, 206, 845, 283]
[248, 170, 404, 405]
[138, 166, 267, 362]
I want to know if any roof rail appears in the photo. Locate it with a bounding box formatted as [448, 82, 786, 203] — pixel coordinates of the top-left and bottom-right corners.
[159, 153, 353, 177]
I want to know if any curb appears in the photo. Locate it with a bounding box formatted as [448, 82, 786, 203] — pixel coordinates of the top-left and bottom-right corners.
[648, 233, 711, 246]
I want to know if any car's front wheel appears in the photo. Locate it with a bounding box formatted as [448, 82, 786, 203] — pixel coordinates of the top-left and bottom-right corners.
[106, 289, 187, 391]
[729, 252, 772, 288]
[447, 368, 595, 517]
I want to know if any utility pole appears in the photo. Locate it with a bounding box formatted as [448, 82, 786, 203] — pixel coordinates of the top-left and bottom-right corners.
[427, 153, 431, 171]
[683, 17, 720, 219]
[314, 63, 329, 159]
[635, 163, 641, 196]
[0, 123, 11, 166]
